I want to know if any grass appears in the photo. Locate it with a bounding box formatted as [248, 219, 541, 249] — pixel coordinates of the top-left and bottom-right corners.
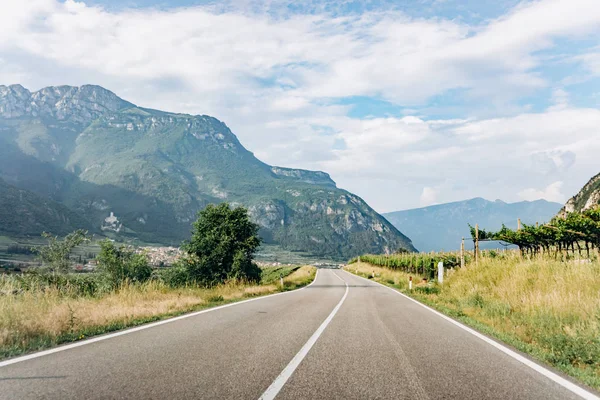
[344, 255, 600, 391]
[0, 265, 316, 360]
[260, 265, 300, 284]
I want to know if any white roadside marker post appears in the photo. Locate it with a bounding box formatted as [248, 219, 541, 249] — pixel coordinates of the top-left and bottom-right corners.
[437, 261, 444, 285]
[460, 238, 465, 269]
[409, 276, 412, 291]
[280, 274, 284, 288]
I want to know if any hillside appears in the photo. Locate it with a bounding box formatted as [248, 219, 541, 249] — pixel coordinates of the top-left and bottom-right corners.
[560, 172, 600, 216]
[0, 84, 415, 258]
[0, 178, 93, 236]
[383, 198, 562, 252]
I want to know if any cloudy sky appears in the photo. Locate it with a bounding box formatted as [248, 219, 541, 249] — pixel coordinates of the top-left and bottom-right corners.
[1, 0, 599, 212]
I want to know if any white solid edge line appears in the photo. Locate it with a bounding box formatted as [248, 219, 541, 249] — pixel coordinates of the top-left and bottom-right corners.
[259, 271, 349, 400]
[0, 269, 320, 368]
[341, 269, 600, 400]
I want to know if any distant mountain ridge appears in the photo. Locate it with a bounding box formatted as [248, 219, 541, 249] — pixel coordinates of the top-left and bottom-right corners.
[383, 198, 562, 252]
[0, 84, 415, 258]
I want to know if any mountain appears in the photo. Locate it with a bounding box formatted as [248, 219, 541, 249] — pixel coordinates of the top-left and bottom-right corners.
[560, 173, 600, 216]
[383, 198, 562, 252]
[0, 84, 415, 258]
[0, 178, 93, 236]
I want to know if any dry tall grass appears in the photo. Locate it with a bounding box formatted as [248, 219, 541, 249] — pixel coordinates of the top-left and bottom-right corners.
[346, 255, 600, 389]
[0, 265, 316, 358]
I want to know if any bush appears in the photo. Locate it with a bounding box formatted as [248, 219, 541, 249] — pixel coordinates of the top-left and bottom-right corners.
[153, 264, 190, 288]
[5, 271, 102, 297]
[414, 286, 440, 295]
[36, 230, 90, 273]
[97, 240, 152, 287]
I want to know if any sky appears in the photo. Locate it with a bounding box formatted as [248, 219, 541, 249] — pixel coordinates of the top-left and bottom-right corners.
[1, 0, 599, 212]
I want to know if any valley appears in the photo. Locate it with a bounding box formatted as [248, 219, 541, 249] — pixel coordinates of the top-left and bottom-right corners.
[2, 1, 600, 399]
[0, 84, 414, 260]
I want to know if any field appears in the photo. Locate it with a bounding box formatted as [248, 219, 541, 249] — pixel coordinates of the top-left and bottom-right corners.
[0, 237, 330, 268]
[0, 265, 316, 360]
[0, 235, 103, 266]
[345, 253, 600, 390]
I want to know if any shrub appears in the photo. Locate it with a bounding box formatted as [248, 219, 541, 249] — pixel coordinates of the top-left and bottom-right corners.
[4, 271, 101, 297]
[36, 230, 90, 273]
[153, 264, 190, 288]
[414, 286, 440, 295]
[97, 240, 152, 287]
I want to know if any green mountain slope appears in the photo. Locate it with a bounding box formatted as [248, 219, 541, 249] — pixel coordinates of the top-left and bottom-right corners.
[0, 178, 93, 236]
[383, 198, 562, 252]
[560, 173, 600, 216]
[0, 84, 415, 258]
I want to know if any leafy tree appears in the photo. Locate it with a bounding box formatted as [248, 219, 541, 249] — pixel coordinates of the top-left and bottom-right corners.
[182, 203, 261, 286]
[37, 230, 90, 273]
[97, 240, 152, 286]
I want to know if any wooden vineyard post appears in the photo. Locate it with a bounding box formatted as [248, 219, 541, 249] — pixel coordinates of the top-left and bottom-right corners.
[461, 238, 465, 269]
[518, 218, 522, 231]
[475, 224, 479, 265]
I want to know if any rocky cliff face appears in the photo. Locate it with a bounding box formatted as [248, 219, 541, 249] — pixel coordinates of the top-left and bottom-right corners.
[560, 172, 600, 217]
[0, 85, 415, 258]
[0, 84, 133, 123]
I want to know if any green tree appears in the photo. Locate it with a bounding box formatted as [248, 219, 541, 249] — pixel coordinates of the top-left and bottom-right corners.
[37, 230, 90, 273]
[182, 203, 261, 286]
[97, 240, 152, 286]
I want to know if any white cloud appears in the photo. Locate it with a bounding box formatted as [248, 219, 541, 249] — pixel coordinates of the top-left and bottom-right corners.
[518, 181, 565, 203]
[547, 88, 569, 111]
[2, 0, 599, 109]
[320, 107, 600, 211]
[574, 51, 600, 76]
[0, 0, 599, 213]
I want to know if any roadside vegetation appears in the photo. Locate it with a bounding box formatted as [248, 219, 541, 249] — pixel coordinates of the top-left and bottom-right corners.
[346, 250, 600, 390]
[0, 203, 316, 359]
[470, 207, 600, 257]
[350, 252, 472, 280]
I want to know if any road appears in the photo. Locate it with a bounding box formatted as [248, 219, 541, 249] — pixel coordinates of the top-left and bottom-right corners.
[1, 269, 598, 399]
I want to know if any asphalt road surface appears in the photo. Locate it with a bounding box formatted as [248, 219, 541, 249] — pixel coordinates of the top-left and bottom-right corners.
[1, 269, 598, 399]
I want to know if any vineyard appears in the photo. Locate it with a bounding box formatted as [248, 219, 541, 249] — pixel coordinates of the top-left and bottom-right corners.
[349, 252, 475, 279]
[350, 207, 600, 276]
[470, 207, 600, 257]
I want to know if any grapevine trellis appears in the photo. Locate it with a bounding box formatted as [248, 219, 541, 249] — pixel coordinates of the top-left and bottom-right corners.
[469, 207, 600, 258]
[349, 252, 472, 279]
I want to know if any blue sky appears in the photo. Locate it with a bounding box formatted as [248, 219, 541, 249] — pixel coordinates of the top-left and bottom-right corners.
[2, 0, 600, 211]
[77, 0, 521, 21]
